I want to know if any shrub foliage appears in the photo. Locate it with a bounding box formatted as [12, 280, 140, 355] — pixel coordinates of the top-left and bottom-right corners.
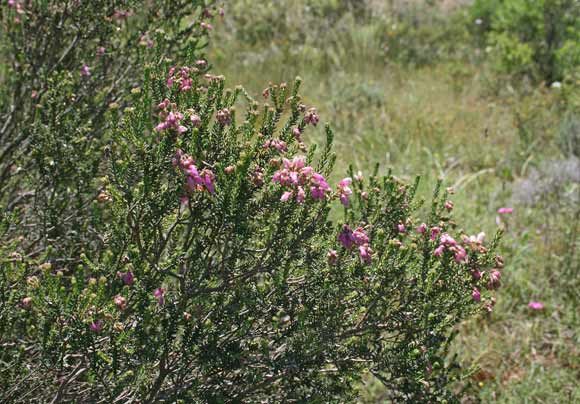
[1, 2, 503, 403]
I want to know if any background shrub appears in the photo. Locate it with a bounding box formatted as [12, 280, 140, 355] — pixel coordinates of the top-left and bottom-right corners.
[471, 0, 580, 83]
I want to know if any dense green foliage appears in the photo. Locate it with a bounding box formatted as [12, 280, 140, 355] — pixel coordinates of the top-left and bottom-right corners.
[471, 0, 580, 83]
[0, 1, 511, 403]
[2, 0, 578, 402]
[0, 0, 214, 263]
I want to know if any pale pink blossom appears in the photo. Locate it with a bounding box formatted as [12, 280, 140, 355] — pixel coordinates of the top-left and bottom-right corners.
[327, 249, 338, 265]
[497, 207, 513, 214]
[472, 288, 481, 302]
[304, 108, 319, 126]
[90, 320, 103, 333]
[114, 295, 127, 311]
[21, 297, 32, 309]
[216, 108, 231, 125]
[359, 245, 372, 265]
[292, 127, 302, 141]
[154, 288, 165, 306]
[190, 114, 201, 127]
[280, 191, 293, 202]
[121, 271, 134, 286]
[452, 246, 468, 263]
[337, 177, 353, 207]
[430, 226, 440, 241]
[487, 270, 501, 290]
[439, 233, 457, 247]
[80, 64, 91, 78]
[156, 111, 187, 134]
[296, 186, 306, 204]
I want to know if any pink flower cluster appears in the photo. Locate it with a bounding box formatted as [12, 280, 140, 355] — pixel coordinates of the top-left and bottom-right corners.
[263, 139, 287, 153]
[337, 178, 352, 207]
[155, 99, 189, 134]
[167, 66, 195, 92]
[292, 127, 302, 142]
[8, 0, 25, 14]
[90, 320, 103, 333]
[461, 232, 486, 252]
[304, 108, 319, 126]
[433, 233, 468, 263]
[156, 111, 187, 134]
[117, 270, 134, 286]
[172, 149, 215, 194]
[272, 156, 330, 204]
[80, 64, 91, 78]
[338, 225, 372, 264]
[417, 223, 428, 234]
[216, 108, 231, 126]
[114, 295, 127, 311]
[487, 269, 501, 290]
[497, 207, 513, 214]
[154, 288, 165, 306]
[470, 266, 501, 307]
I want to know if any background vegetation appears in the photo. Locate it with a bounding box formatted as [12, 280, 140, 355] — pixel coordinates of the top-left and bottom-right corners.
[210, 0, 579, 402]
[0, 0, 577, 402]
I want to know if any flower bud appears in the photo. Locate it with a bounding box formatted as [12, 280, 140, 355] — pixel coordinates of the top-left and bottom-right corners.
[327, 250, 338, 265]
[487, 270, 501, 290]
[114, 295, 127, 311]
[27, 276, 40, 289]
[21, 297, 33, 309]
[90, 320, 103, 333]
[39, 262, 52, 272]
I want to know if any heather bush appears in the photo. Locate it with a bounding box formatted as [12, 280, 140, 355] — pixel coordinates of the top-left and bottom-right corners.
[1, 54, 504, 401]
[0, 2, 508, 403]
[0, 0, 216, 264]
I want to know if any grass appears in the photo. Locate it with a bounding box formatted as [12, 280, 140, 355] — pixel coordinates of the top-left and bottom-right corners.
[209, 2, 579, 401]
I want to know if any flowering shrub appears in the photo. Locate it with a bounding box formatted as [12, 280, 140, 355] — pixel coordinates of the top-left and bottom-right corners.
[0, 55, 504, 401]
[0, 0, 216, 264]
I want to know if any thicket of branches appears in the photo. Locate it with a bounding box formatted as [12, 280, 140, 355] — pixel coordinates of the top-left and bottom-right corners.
[1, 2, 502, 402]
